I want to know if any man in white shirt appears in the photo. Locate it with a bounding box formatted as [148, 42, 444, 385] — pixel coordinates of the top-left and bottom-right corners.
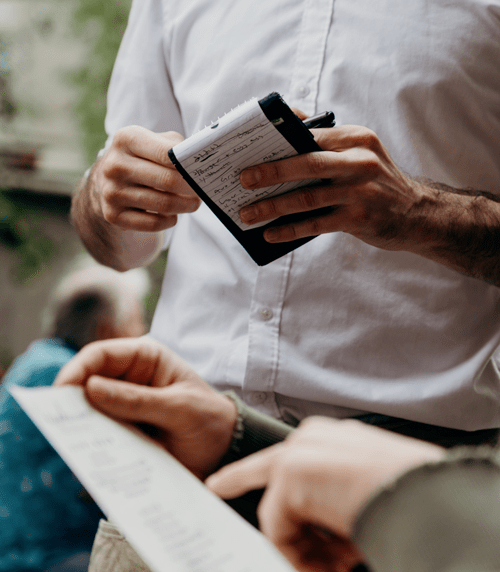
[73, 0, 500, 433]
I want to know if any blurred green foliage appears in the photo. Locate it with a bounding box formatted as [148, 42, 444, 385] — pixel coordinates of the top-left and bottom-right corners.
[0, 191, 54, 283]
[0, 34, 18, 122]
[68, 0, 132, 165]
[0, 32, 41, 283]
[0, 1, 132, 281]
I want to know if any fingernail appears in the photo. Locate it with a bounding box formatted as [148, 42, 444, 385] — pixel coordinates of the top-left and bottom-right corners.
[240, 168, 261, 188]
[264, 228, 279, 242]
[240, 205, 257, 223]
[204, 474, 217, 488]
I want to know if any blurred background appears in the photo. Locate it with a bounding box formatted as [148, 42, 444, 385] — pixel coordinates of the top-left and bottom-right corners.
[0, 0, 165, 373]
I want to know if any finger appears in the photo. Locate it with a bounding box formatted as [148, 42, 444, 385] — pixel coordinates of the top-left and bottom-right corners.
[54, 338, 164, 387]
[103, 185, 200, 214]
[85, 376, 178, 428]
[240, 148, 366, 191]
[113, 126, 183, 168]
[103, 209, 179, 232]
[205, 444, 282, 499]
[240, 140, 378, 192]
[105, 154, 195, 197]
[312, 124, 384, 154]
[239, 181, 349, 225]
[101, 187, 200, 230]
[263, 208, 345, 242]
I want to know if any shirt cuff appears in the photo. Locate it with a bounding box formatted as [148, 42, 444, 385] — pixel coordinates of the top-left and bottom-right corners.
[217, 391, 293, 467]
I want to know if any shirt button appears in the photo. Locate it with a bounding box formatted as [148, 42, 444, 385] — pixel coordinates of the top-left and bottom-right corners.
[296, 84, 310, 98]
[251, 392, 267, 405]
[260, 308, 273, 321]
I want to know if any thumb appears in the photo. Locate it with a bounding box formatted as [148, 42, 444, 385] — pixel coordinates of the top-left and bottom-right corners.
[290, 107, 308, 120]
[85, 376, 172, 428]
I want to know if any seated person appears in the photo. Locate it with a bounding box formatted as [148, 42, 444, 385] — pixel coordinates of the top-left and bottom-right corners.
[55, 336, 500, 572]
[0, 258, 149, 572]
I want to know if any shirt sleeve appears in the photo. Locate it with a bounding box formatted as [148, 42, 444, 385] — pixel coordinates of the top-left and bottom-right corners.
[353, 446, 500, 572]
[104, 0, 184, 146]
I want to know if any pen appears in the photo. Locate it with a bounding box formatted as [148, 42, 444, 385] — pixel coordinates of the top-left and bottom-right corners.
[302, 111, 336, 129]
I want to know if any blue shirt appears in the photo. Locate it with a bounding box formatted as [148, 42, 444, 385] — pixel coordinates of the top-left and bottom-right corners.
[0, 339, 103, 571]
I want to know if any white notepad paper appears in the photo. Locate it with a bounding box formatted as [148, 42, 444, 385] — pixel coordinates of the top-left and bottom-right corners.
[172, 98, 310, 230]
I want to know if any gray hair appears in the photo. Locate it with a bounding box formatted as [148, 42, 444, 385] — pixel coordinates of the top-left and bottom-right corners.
[43, 254, 151, 350]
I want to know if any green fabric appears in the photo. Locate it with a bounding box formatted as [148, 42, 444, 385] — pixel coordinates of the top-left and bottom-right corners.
[354, 447, 500, 572]
[219, 391, 293, 466]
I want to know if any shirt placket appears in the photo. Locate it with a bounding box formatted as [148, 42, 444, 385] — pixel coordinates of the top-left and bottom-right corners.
[287, 0, 335, 115]
[242, 253, 293, 418]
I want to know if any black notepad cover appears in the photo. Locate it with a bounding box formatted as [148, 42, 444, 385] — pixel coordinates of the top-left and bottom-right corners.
[169, 92, 323, 266]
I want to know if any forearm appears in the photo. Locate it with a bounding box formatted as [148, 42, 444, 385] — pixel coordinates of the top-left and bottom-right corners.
[71, 163, 164, 272]
[402, 179, 500, 286]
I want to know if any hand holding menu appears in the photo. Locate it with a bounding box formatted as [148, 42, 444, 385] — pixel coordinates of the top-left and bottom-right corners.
[11, 386, 296, 572]
[169, 93, 334, 266]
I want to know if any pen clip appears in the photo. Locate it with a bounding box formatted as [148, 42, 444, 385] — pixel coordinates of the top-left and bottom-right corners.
[302, 111, 336, 129]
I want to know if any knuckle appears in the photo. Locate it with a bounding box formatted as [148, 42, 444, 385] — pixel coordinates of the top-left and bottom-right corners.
[186, 196, 202, 212]
[298, 188, 319, 211]
[101, 155, 129, 181]
[101, 180, 122, 206]
[257, 199, 279, 219]
[307, 153, 331, 178]
[266, 161, 283, 183]
[161, 130, 184, 145]
[349, 202, 370, 226]
[151, 135, 175, 166]
[155, 144, 172, 167]
[157, 214, 178, 230]
[101, 203, 121, 225]
[137, 212, 179, 232]
[282, 224, 298, 241]
[306, 216, 322, 236]
[360, 152, 382, 177]
[357, 127, 382, 152]
[152, 168, 174, 191]
[112, 126, 134, 149]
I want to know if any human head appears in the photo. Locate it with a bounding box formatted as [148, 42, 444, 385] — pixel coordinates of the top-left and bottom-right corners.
[43, 255, 150, 351]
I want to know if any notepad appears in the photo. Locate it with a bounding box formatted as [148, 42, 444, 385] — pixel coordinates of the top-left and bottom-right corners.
[169, 92, 329, 266]
[11, 385, 296, 572]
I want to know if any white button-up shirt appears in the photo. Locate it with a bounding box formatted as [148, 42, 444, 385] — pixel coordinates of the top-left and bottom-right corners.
[105, 0, 500, 430]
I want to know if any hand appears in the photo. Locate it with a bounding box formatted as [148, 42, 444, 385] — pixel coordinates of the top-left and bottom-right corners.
[91, 126, 201, 233]
[54, 337, 237, 479]
[207, 417, 444, 572]
[238, 125, 428, 250]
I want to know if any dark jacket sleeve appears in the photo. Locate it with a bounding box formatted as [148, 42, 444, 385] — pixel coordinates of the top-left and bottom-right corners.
[353, 446, 500, 572]
[218, 391, 293, 466]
